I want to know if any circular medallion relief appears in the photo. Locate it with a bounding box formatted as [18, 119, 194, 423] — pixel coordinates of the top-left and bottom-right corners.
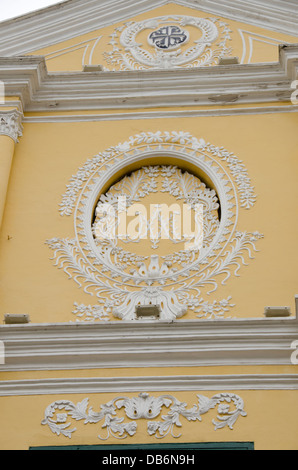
[103, 16, 233, 70]
[148, 25, 189, 50]
[47, 131, 262, 322]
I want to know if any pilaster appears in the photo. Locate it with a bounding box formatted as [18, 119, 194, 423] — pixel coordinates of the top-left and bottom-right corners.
[0, 109, 23, 229]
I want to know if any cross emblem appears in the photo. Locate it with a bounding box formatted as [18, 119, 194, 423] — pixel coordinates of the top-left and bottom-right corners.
[148, 25, 188, 50]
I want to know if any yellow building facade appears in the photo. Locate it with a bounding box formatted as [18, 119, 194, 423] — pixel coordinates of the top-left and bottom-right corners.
[0, 0, 298, 452]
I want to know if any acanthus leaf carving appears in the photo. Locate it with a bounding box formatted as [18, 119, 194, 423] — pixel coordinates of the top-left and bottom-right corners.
[0, 110, 23, 143]
[42, 392, 247, 440]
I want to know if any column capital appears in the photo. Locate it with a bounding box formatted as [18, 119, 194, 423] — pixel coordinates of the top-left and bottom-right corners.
[0, 109, 23, 143]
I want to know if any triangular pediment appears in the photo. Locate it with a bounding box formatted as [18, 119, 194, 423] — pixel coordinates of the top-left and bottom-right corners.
[1, 2, 297, 73]
[0, 1, 297, 70]
[0, 0, 298, 113]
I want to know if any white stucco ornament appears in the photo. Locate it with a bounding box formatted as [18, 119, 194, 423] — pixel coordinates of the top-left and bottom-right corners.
[0, 110, 23, 143]
[46, 131, 263, 322]
[104, 16, 232, 70]
[42, 392, 247, 440]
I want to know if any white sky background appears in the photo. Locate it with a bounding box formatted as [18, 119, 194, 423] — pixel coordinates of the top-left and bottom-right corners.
[0, 0, 66, 21]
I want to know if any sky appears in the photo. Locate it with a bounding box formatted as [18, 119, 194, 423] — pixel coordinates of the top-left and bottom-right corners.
[0, 0, 66, 21]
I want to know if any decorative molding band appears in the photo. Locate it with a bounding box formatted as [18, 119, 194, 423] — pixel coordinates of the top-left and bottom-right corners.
[42, 392, 247, 439]
[0, 0, 297, 56]
[0, 110, 23, 143]
[1, 45, 298, 112]
[0, 312, 297, 371]
[23, 104, 298, 124]
[0, 374, 298, 397]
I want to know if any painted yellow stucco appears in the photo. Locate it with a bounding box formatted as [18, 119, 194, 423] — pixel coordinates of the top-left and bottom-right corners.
[0, 0, 298, 452]
[0, 135, 15, 228]
[0, 390, 297, 450]
[0, 113, 297, 323]
[31, 4, 298, 72]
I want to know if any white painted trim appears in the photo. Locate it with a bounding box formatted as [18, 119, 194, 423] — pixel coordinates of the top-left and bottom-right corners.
[23, 104, 298, 123]
[0, 0, 165, 56]
[0, 314, 297, 371]
[175, 0, 298, 37]
[0, 374, 298, 396]
[238, 29, 287, 64]
[0, 0, 297, 57]
[1, 45, 298, 112]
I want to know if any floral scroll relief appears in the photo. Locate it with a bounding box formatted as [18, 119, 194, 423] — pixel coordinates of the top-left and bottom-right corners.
[47, 131, 263, 322]
[103, 15, 233, 70]
[58, 132, 255, 217]
[42, 392, 247, 440]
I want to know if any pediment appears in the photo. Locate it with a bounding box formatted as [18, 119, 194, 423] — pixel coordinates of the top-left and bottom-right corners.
[0, 1, 298, 74]
[10, 3, 298, 73]
[0, 1, 298, 113]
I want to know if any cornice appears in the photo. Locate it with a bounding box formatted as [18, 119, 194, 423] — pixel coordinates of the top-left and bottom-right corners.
[0, 0, 297, 56]
[176, 0, 298, 36]
[0, 314, 297, 371]
[0, 374, 298, 396]
[1, 45, 298, 113]
[0, 0, 165, 56]
[0, 109, 23, 143]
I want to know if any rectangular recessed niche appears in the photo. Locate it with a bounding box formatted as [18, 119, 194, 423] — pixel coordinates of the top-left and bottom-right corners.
[218, 57, 240, 65]
[135, 305, 161, 320]
[264, 307, 291, 318]
[82, 65, 103, 72]
[4, 314, 30, 324]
